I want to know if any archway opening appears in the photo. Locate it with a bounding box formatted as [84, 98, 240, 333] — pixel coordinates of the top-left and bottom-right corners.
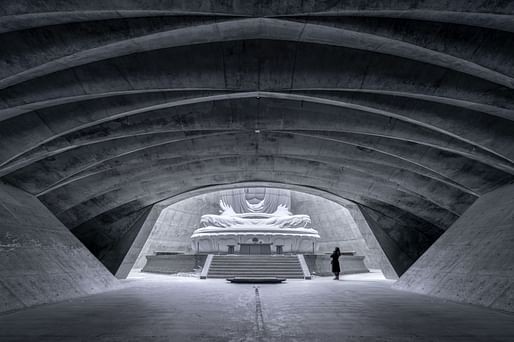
[129, 185, 395, 280]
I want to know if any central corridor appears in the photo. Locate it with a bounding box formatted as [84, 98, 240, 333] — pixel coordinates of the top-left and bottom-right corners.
[1, 273, 513, 342]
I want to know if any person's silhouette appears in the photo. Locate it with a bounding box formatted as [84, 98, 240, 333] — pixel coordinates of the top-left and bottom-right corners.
[330, 247, 341, 280]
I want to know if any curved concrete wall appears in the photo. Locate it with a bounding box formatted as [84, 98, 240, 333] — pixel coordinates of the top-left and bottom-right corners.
[1, 1, 513, 282]
[395, 183, 514, 312]
[0, 182, 118, 313]
[133, 193, 219, 268]
[0, 0, 512, 310]
[292, 192, 374, 263]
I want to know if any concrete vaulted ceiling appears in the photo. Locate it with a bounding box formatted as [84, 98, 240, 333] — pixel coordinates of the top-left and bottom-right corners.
[1, 1, 514, 276]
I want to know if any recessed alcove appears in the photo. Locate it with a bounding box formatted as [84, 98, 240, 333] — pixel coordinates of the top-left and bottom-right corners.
[131, 187, 394, 278]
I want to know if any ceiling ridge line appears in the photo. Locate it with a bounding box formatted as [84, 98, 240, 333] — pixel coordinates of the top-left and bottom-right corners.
[1, 18, 512, 91]
[0, 10, 250, 34]
[38, 150, 474, 213]
[5, 127, 483, 197]
[2, 88, 511, 122]
[2, 92, 510, 175]
[2, 9, 513, 33]
[50, 162, 457, 230]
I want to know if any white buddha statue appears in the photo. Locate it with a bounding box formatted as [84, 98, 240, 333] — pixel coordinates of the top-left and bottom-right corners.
[191, 188, 319, 254]
[200, 200, 312, 229]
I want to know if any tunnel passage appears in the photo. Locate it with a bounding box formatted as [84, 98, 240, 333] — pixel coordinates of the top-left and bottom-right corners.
[0, 0, 513, 313]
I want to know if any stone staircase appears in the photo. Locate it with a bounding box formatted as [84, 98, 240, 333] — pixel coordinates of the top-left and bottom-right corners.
[205, 255, 308, 279]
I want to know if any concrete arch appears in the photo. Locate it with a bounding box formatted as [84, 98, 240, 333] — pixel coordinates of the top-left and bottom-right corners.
[2, 96, 512, 196]
[5, 119, 502, 207]
[1, 40, 512, 113]
[72, 177, 444, 278]
[2, 87, 513, 122]
[3, 92, 512, 171]
[79, 180, 414, 278]
[19, 131, 479, 197]
[1, 18, 512, 90]
[39, 154, 463, 228]
[1, 1, 513, 302]
[40, 151, 471, 219]
[1, 1, 514, 32]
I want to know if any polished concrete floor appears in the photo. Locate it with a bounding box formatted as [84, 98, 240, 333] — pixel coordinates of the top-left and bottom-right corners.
[0, 271, 513, 342]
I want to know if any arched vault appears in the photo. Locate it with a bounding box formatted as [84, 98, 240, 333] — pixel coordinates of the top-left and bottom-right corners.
[1, 1, 513, 278]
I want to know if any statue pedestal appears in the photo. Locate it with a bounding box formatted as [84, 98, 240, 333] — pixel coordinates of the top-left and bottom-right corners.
[191, 226, 320, 254]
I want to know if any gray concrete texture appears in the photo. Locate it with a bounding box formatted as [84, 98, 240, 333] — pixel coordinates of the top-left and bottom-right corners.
[0, 0, 513, 312]
[141, 254, 207, 275]
[395, 182, 514, 312]
[1, 273, 514, 341]
[0, 181, 119, 314]
[133, 192, 222, 268]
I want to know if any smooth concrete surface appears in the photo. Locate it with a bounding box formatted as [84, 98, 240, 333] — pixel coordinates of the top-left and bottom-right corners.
[2, 0, 514, 282]
[304, 254, 369, 276]
[133, 192, 224, 268]
[0, 272, 513, 341]
[0, 0, 513, 316]
[112, 206, 160, 279]
[358, 205, 419, 277]
[0, 181, 119, 314]
[395, 182, 514, 312]
[347, 206, 398, 279]
[141, 253, 369, 278]
[142, 254, 206, 274]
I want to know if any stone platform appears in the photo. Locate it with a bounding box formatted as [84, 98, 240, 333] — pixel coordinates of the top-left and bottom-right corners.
[226, 277, 286, 283]
[304, 254, 369, 276]
[141, 253, 369, 276]
[142, 254, 206, 274]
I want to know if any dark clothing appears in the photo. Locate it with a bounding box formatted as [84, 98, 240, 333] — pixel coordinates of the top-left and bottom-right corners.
[330, 251, 341, 273]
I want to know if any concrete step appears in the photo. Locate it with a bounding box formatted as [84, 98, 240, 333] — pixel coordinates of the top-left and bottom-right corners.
[213, 255, 298, 257]
[212, 259, 298, 262]
[210, 257, 297, 261]
[211, 262, 298, 267]
[209, 274, 305, 279]
[211, 257, 297, 262]
[208, 271, 305, 274]
[211, 264, 299, 266]
[213, 258, 298, 260]
[227, 277, 287, 283]
[209, 269, 304, 273]
[209, 274, 304, 277]
[212, 262, 299, 264]
[207, 255, 306, 279]
[210, 265, 302, 271]
[209, 272, 303, 277]
[211, 258, 299, 261]
[212, 256, 298, 259]
[211, 261, 298, 267]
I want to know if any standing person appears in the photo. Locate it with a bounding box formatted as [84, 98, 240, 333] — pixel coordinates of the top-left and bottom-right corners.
[330, 247, 341, 280]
